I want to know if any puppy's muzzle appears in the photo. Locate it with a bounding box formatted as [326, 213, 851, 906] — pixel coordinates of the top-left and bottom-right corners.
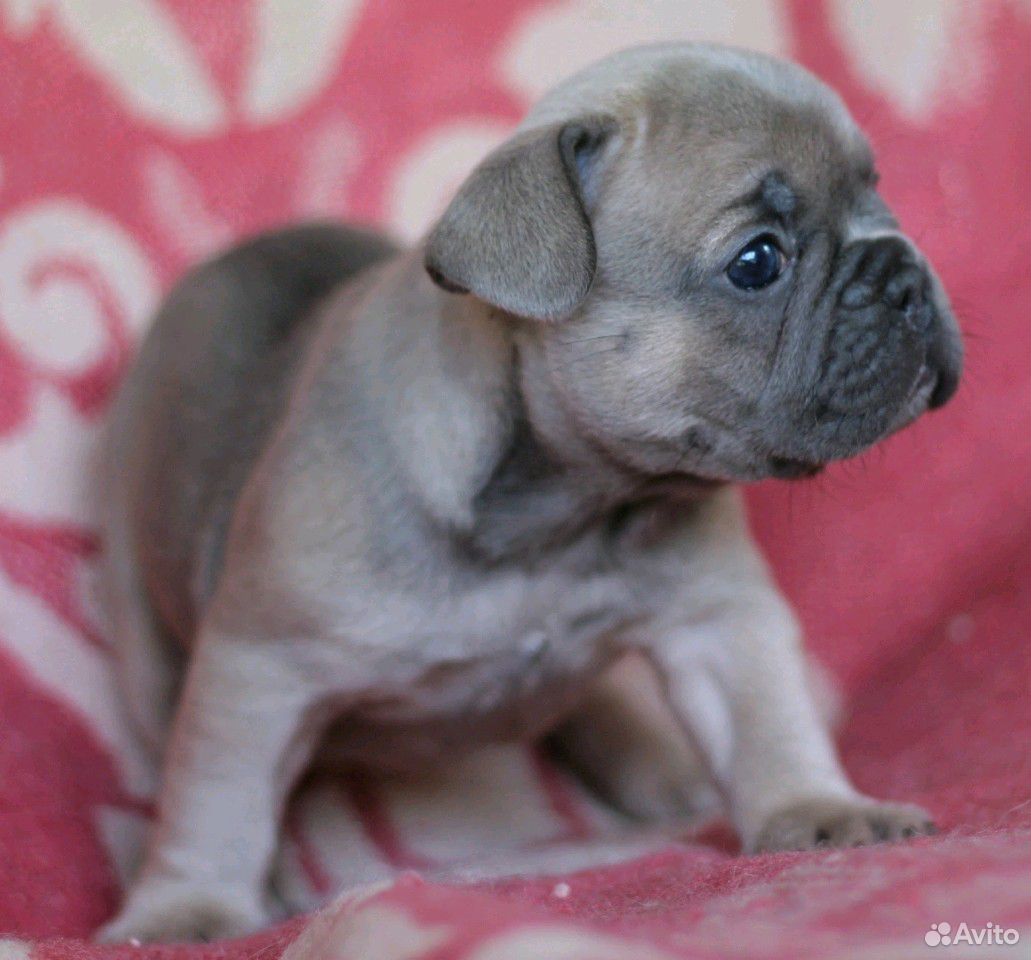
[809, 236, 961, 448]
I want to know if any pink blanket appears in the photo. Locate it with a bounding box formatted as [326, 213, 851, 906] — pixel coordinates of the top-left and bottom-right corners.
[0, 2, 1028, 958]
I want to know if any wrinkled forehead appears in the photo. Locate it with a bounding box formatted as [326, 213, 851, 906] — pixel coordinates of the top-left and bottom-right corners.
[524, 44, 874, 230]
[634, 78, 872, 234]
[649, 63, 868, 177]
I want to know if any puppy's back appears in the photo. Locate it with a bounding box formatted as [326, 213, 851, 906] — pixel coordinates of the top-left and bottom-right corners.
[103, 223, 397, 747]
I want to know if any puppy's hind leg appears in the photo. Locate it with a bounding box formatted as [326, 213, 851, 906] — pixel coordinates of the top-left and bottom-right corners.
[547, 654, 721, 823]
[97, 622, 341, 944]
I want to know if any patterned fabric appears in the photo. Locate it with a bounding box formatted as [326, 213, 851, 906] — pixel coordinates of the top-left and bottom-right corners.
[0, 1, 1028, 957]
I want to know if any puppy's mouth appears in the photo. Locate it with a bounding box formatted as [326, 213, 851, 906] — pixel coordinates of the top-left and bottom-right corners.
[645, 470, 726, 495]
[766, 361, 939, 481]
[767, 456, 825, 480]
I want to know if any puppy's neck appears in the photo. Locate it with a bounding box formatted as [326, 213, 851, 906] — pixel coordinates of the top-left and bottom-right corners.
[365, 252, 706, 563]
[465, 384, 626, 562]
[453, 306, 661, 561]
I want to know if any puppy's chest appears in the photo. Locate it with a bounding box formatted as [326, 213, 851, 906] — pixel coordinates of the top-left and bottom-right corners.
[356, 554, 644, 739]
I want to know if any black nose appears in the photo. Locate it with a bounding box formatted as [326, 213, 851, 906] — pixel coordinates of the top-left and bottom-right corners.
[841, 237, 928, 319]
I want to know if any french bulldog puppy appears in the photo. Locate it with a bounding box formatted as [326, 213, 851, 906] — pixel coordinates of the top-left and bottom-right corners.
[100, 43, 961, 942]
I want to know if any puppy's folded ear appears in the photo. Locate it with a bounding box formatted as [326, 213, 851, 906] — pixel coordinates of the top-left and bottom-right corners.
[424, 116, 617, 321]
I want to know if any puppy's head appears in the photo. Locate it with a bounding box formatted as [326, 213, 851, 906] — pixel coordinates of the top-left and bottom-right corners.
[425, 44, 962, 482]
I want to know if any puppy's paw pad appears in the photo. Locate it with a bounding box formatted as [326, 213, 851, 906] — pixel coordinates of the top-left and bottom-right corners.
[97, 883, 268, 944]
[753, 798, 935, 853]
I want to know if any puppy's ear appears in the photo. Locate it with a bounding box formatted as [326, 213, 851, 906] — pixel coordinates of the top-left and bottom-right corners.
[424, 116, 617, 321]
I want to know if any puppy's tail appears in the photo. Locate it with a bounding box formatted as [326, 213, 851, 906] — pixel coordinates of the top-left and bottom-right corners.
[101, 386, 184, 758]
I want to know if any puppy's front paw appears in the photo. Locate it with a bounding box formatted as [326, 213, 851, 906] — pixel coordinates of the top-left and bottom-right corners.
[752, 797, 935, 853]
[97, 881, 269, 944]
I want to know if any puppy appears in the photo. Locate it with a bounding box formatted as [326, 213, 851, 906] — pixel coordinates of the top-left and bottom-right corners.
[99, 43, 961, 942]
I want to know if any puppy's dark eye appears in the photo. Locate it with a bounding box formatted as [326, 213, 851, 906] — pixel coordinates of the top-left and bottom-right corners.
[726, 235, 785, 290]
